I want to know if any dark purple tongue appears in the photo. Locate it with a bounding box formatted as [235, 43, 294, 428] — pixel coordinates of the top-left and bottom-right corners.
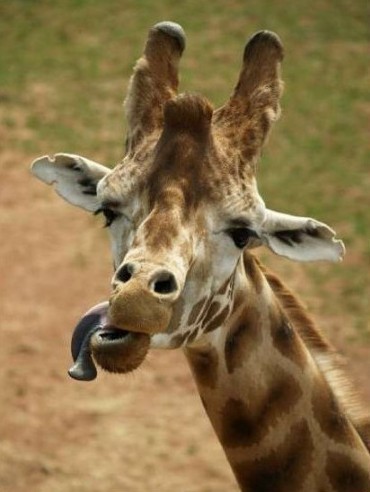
[68, 301, 109, 381]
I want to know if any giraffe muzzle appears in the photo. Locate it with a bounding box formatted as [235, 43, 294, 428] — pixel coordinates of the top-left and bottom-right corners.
[108, 276, 174, 335]
[68, 301, 150, 381]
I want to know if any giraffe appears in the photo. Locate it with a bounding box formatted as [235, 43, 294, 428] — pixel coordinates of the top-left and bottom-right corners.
[31, 22, 370, 491]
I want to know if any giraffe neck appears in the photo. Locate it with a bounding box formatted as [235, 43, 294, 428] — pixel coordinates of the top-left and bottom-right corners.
[185, 254, 370, 492]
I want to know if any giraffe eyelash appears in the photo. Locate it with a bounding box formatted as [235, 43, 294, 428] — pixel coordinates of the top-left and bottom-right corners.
[94, 207, 120, 227]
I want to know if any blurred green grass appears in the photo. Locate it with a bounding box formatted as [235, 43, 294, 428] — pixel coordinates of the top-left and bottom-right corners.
[1, 0, 369, 337]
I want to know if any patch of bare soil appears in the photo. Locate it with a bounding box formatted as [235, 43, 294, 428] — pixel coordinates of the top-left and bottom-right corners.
[0, 151, 368, 492]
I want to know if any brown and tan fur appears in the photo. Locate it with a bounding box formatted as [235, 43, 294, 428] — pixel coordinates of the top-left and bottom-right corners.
[186, 253, 370, 491]
[259, 258, 370, 450]
[32, 22, 370, 492]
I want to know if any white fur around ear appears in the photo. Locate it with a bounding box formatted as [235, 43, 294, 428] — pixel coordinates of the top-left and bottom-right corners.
[31, 153, 110, 212]
[261, 209, 345, 262]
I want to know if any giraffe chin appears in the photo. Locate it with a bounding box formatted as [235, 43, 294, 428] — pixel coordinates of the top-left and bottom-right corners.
[68, 301, 150, 381]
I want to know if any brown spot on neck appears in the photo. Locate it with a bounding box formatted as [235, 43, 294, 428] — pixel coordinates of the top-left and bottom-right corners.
[234, 419, 313, 492]
[203, 304, 231, 333]
[218, 275, 233, 296]
[325, 451, 370, 492]
[186, 346, 219, 390]
[220, 369, 302, 449]
[186, 327, 199, 345]
[269, 304, 307, 368]
[202, 301, 221, 325]
[187, 274, 236, 333]
[187, 297, 209, 326]
[225, 306, 262, 374]
[169, 331, 190, 348]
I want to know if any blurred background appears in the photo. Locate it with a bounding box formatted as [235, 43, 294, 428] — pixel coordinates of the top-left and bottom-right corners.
[0, 1, 369, 491]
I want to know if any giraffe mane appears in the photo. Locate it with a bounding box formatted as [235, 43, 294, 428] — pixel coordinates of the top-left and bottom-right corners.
[254, 256, 370, 451]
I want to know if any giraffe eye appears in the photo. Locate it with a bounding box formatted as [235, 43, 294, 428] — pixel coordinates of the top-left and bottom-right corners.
[94, 207, 120, 227]
[226, 228, 258, 249]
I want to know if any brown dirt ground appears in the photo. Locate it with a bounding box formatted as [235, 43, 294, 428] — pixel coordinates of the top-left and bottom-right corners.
[0, 150, 369, 492]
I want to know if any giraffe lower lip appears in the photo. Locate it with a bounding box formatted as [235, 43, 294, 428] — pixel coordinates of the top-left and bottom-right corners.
[68, 301, 151, 379]
[91, 327, 151, 375]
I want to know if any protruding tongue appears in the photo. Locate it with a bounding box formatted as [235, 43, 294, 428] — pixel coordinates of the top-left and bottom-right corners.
[68, 301, 109, 381]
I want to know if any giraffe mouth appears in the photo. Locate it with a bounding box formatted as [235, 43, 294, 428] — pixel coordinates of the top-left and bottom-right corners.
[68, 301, 150, 381]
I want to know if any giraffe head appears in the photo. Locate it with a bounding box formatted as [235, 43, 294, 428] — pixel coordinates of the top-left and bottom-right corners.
[31, 22, 344, 379]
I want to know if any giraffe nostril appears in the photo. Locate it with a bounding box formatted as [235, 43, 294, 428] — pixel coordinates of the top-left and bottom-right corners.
[116, 263, 134, 283]
[152, 271, 178, 295]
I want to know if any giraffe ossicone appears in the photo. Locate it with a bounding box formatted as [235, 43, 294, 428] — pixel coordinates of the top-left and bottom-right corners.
[31, 21, 370, 492]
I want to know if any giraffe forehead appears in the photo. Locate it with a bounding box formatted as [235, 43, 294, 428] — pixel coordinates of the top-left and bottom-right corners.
[97, 115, 264, 222]
[98, 156, 261, 220]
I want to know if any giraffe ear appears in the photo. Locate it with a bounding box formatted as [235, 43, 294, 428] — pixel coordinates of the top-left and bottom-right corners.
[260, 209, 345, 262]
[31, 153, 110, 212]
